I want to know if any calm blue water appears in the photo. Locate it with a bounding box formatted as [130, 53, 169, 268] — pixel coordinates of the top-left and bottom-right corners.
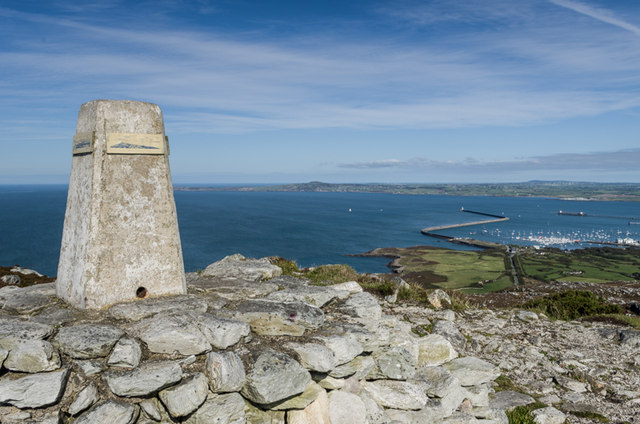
[1, 185, 638, 276]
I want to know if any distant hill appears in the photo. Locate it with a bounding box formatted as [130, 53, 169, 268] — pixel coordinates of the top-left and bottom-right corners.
[175, 181, 640, 201]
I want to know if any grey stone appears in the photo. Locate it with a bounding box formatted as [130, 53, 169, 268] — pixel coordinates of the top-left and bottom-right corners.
[104, 361, 182, 397]
[4, 339, 60, 373]
[443, 356, 500, 386]
[31, 305, 81, 326]
[129, 313, 210, 355]
[490, 390, 536, 411]
[328, 390, 367, 424]
[1, 274, 20, 285]
[186, 392, 246, 424]
[361, 380, 429, 410]
[75, 400, 139, 424]
[0, 346, 7, 367]
[271, 381, 324, 410]
[532, 406, 566, 424]
[109, 295, 207, 321]
[268, 285, 340, 307]
[416, 334, 458, 367]
[330, 355, 375, 379]
[339, 292, 382, 321]
[0, 317, 54, 349]
[246, 401, 287, 424]
[75, 359, 105, 376]
[139, 398, 164, 421]
[313, 334, 363, 365]
[327, 322, 378, 352]
[428, 289, 452, 309]
[159, 373, 209, 418]
[464, 384, 490, 407]
[242, 349, 311, 405]
[190, 277, 279, 301]
[232, 299, 324, 336]
[0, 284, 56, 314]
[433, 320, 467, 350]
[415, 366, 462, 398]
[554, 375, 587, 393]
[53, 324, 124, 359]
[372, 344, 417, 380]
[358, 391, 391, 424]
[107, 337, 142, 368]
[517, 310, 539, 322]
[192, 312, 250, 349]
[316, 374, 345, 390]
[201, 253, 282, 281]
[620, 329, 640, 347]
[330, 281, 363, 294]
[286, 342, 338, 373]
[0, 368, 69, 408]
[386, 406, 446, 424]
[68, 383, 99, 416]
[205, 351, 246, 393]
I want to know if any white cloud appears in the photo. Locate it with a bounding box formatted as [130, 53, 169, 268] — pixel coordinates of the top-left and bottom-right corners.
[548, 0, 640, 36]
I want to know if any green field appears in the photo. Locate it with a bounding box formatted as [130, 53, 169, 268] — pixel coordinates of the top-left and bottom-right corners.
[369, 246, 513, 293]
[516, 247, 640, 283]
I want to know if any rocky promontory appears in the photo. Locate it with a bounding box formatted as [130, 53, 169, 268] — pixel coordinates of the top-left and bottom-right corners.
[0, 255, 638, 423]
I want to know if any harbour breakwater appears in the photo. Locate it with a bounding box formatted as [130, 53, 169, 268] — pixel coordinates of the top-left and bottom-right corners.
[421, 209, 509, 249]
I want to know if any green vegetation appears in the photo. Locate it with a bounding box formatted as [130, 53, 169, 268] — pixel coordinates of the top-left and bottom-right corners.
[523, 290, 622, 321]
[517, 247, 640, 283]
[366, 246, 513, 293]
[586, 313, 640, 329]
[176, 181, 640, 201]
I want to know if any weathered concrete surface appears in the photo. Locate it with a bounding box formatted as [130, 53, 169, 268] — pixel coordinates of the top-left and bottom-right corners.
[57, 99, 186, 309]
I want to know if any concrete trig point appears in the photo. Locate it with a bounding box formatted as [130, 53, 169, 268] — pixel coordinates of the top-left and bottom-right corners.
[57, 100, 186, 309]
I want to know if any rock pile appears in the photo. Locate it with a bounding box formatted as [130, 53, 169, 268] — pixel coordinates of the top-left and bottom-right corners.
[0, 254, 510, 424]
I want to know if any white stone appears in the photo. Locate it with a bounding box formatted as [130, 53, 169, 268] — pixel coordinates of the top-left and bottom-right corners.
[68, 383, 99, 416]
[75, 400, 139, 424]
[288, 387, 331, 424]
[417, 334, 458, 367]
[201, 253, 282, 281]
[330, 281, 363, 294]
[532, 406, 567, 424]
[443, 356, 500, 386]
[159, 373, 209, 418]
[314, 334, 363, 365]
[129, 314, 210, 355]
[185, 392, 246, 424]
[4, 339, 61, 373]
[0, 368, 69, 408]
[286, 342, 338, 373]
[107, 337, 142, 368]
[104, 361, 182, 397]
[57, 99, 186, 309]
[205, 351, 245, 393]
[328, 390, 367, 424]
[361, 380, 429, 410]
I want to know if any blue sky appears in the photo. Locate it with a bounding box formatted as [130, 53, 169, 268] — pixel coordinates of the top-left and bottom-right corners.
[1, 0, 639, 184]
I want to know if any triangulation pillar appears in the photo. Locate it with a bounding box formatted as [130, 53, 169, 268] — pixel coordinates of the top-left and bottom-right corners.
[57, 100, 186, 309]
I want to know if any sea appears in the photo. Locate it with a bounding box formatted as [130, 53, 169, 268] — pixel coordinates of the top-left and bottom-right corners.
[1, 184, 639, 277]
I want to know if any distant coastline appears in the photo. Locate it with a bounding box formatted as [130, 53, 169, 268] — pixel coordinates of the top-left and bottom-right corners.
[174, 180, 640, 202]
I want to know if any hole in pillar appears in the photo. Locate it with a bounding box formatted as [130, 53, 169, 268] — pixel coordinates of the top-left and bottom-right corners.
[136, 287, 148, 299]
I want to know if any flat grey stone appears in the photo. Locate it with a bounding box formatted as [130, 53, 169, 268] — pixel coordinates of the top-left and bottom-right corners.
[328, 390, 367, 424]
[107, 337, 142, 368]
[159, 373, 209, 418]
[532, 406, 566, 424]
[205, 351, 245, 393]
[185, 392, 246, 424]
[4, 339, 61, 373]
[104, 361, 182, 397]
[443, 356, 500, 386]
[286, 342, 338, 373]
[0, 318, 54, 349]
[490, 390, 536, 411]
[0, 368, 69, 408]
[68, 383, 99, 416]
[416, 334, 458, 367]
[270, 381, 324, 410]
[128, 313, 210, 355]
[189, 277, 280, 301]
[75, 359, 105, 376]
[53, 324, 124, 359]
[267, 285, 340, 307]
[0, 283, 57, 314]
[201, 253, 282, 281]
[108, 295, 208, 321]
[620, 329, 640, 347]
[330, 355, 375, 379]
[75, 400, 139, 424]
[361, 380, 429, 410]
[192, 312, 250, 349]
[313, 334, 363, 365]
[415, 366, 462, 398]
[242, 349, 311, 405]
[232, 299, 324, 336]
[372, 344, 417, 380]
[338, 292, 382, 321]
[31, 305, 81, 326]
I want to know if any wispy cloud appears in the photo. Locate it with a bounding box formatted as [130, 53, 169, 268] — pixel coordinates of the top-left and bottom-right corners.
[339, 149, 640, 172]
[548, 0, 640, 36]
